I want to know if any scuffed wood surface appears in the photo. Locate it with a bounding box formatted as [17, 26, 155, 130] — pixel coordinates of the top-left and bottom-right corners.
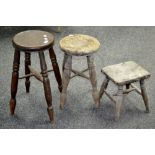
[102, 61, 151, 85]
[60, 34, 100, 56]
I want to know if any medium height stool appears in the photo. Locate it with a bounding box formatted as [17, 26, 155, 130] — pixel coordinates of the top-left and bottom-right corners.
[59, 34, 100, 109]
[99, 61, 151, 121]
[9, 30, 62, 122]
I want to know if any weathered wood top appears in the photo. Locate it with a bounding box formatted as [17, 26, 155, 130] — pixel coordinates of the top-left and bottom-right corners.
[59, 34, 100, 56]
[12, 30, 54, 51]
[102, 61, 151, 85]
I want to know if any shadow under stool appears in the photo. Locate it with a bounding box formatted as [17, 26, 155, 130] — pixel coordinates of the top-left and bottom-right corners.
[9, 30, 62, 123]
[59, 34, 100, 109]
[99, 61, 151, 121]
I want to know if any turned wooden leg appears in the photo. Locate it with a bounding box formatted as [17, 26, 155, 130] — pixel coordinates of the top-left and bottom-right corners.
[49, 47, 62, 92]
[25, 52, 31, 93]
[39, 51, 54, 122]
[99, 76, 109, 107]
[115, 86, 124, 121]
[87, 55, 99, 106]
[60, 54, 72, 109]
[140, 79, 150, 113]
[9, 50, 20, 115]
[62, 53, 68, 71]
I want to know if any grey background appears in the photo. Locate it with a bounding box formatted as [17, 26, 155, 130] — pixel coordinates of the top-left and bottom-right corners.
[0, 26, 155, 129]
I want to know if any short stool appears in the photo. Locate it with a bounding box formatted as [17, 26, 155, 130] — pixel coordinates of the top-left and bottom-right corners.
[99, 61, 151, 120]
[59, 34, 100, 109]
[9, 30, 62, 122]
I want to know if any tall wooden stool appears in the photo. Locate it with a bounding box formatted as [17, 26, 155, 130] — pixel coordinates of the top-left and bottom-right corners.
[59, 34, 100, 109]
[9, 30, 62, 122]
[99, 61, 151, 121]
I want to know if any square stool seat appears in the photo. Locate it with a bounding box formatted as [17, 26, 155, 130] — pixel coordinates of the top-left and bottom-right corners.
[101, 61, 150, 85]
[99, 61, 151, 121]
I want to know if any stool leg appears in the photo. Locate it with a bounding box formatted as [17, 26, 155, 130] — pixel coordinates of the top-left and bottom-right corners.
[25, 52, 31, 93]
[9, 50, 20, 115]
[39, 51, 54, 122]
[62, 53, 68, 71]
[87, 55, 99, 106]
[140, 79, 150, 113]
[115, 86, 124, 121]
[99, 76, 109, 107]
[60, 54, 72, 109]
[126, 84, 130, 89]
[49, 47, 62, 92]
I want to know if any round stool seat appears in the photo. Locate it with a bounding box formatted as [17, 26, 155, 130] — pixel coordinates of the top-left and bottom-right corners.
[12, 30, 54, 51]
[59, 34, 100, 56]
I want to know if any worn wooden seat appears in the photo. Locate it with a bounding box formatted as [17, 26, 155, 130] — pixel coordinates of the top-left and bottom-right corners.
[60, 34, 100, 56]
[59, 34, 100, 109]
[102, 61, 150, 85]
[99, 61, 151, 121]
[9, 30, 62, 123]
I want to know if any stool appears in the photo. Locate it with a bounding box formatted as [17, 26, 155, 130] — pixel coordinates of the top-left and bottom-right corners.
[9, 30, 62, 122]
[99, 61, 151, 120]
[59, 34, 100, 109]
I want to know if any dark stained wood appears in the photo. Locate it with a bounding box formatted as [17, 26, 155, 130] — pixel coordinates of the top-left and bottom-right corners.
[12, 30, 54, 51]
[9, 30, 64, 123]
[19, 69, 53, 79]
[9, 49, 20, 115]
[49, 47, 62, 92]
[25, 52, 31, 93]
[140, 79, 150, 113]
[39, 51, 54, 122]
